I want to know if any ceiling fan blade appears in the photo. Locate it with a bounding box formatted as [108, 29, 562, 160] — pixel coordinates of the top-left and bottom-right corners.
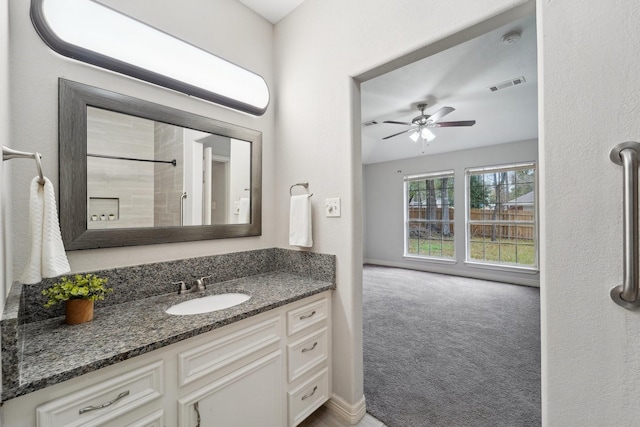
[383, 129, 414, 140]
[383, 120, 413, 126]
[431, 120, 476, 127]
[427, 106, 455, 123]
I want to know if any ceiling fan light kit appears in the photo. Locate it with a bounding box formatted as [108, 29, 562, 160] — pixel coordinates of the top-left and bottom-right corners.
[382, 102, 475, 152]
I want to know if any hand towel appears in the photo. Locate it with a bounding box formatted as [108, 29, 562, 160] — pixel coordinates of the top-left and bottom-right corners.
[238, 197, 250, 224]
[289, 194, 312, 247]
[21, 177, 71, 284]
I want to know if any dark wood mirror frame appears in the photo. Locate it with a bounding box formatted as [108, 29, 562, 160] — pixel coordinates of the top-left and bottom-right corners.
[59, 78, 262, 250]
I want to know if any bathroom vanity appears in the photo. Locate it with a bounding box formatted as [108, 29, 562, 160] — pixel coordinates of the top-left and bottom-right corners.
[1, 249, 335, 427]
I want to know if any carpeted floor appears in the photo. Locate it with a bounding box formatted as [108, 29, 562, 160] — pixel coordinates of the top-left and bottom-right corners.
[363, 265, 541, 427]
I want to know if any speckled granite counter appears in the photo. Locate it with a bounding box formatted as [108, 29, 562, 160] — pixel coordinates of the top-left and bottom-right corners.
[1, 248, 335, 402]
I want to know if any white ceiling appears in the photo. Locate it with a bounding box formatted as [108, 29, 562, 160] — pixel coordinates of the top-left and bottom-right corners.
[236, 0, 306, 24]
[361, 15, 537, 164]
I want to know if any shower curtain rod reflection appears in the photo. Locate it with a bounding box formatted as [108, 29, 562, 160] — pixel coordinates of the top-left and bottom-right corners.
[87, 153, 177, 166]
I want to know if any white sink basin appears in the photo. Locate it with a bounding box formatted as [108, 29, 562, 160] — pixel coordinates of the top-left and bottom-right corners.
[166, 293, 251, 315]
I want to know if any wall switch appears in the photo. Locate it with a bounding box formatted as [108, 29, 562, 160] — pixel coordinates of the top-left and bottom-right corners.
[325, 197, 341, 217]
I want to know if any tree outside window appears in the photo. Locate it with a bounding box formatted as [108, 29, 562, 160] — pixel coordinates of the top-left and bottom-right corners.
[466, 163, 536, 268]
[405, 171, 455, 259]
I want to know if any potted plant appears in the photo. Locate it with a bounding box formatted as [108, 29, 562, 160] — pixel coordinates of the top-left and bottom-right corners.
[42, 274, 113, 325]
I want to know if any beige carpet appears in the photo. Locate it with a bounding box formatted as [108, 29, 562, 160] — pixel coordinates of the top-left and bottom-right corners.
[363, 265, 541, 426]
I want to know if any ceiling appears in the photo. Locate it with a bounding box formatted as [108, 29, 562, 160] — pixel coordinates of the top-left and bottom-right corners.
[361, 14, 537, 164]
[236, 0, 306, 24]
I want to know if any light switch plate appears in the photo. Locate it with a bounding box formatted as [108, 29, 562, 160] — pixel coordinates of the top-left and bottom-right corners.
[325, 197, 341, 217]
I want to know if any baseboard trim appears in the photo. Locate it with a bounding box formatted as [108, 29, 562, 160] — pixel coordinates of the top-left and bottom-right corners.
[364, 258, 540, 288]
[325, 393, 366, 424]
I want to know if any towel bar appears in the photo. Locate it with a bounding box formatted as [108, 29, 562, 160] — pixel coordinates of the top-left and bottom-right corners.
[610, 141, 640, 309]
[290, 182, 313, 197]
[2, 145, 45, 185]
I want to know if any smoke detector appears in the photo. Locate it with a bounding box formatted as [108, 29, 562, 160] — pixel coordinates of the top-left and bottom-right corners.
[501, 30, 522, 44]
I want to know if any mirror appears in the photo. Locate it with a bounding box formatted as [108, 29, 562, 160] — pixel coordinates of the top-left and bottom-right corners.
[59, 79, 262, 250]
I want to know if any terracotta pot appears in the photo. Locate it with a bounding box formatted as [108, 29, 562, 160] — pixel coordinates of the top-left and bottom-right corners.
[65, 299, 94, 325]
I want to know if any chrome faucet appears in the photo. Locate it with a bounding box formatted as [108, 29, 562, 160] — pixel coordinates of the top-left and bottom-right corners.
[173, 276, 212, 295]
[193, 275, 212, 292]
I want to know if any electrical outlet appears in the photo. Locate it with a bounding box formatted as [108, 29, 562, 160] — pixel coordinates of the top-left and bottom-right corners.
[325, 197, 341, 217]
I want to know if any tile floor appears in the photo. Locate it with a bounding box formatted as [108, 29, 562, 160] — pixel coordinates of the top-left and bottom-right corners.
[299, 405, 386, 427]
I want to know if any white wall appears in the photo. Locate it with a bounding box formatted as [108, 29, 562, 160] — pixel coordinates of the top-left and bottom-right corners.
[539, 0, 640, 424]
[364, 140, 539, 287]
[1, 0, 9, 406]
[8, 0, 275, 274]
[229, 139, 251, 223]
[1, 0, 9, 308]
[274, 0, 532, 414]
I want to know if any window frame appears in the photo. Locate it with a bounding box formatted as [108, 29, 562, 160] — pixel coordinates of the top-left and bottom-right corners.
[464, 162, 538, 272]
[403, 170, 456, 262]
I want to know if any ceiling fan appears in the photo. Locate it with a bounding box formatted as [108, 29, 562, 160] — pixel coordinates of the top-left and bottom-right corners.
[382, 103, 476, 149]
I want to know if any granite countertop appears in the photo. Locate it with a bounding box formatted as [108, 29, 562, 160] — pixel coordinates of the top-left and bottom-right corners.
[3, 271, 334, 402]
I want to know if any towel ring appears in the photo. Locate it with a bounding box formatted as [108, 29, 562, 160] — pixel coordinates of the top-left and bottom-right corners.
[290, 182, 313, 197]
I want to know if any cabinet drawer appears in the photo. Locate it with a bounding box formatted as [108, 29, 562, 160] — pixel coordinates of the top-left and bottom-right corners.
[288, 367, 329, 427]
[36, 361, 164, 427]
[178, 316, 281, 386]
[287, 327, 328, 382]
[287, 297, 328, 336]
[122, 409, 164, 427]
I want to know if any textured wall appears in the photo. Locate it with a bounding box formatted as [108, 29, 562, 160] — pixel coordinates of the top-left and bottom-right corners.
[539, 0, 640, 424]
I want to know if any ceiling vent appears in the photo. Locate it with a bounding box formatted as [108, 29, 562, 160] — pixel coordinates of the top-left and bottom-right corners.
[362, 120, 379, 127]
[489, 76, 526, 92]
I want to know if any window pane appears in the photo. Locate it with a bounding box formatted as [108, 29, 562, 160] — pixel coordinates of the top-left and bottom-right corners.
[405, 172, 454, 260]
[467, 164, 537, 269]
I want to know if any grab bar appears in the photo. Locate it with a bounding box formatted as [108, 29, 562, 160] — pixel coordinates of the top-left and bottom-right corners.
[180, 192, 187, 226]
[610, 141, 640, 309]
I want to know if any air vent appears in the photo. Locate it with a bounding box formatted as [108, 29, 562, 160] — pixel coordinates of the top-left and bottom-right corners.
[489, 76, 526, 92]
[362, 120, 378, 127]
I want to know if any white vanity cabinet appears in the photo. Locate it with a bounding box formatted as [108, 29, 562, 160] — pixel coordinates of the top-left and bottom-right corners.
[285, 297, 331, 427]
[1, 291, 331, 427]
[175, 314, 285, 426]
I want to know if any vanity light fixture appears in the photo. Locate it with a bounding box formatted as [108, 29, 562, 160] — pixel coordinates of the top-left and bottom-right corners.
[30, 0, 270, 116]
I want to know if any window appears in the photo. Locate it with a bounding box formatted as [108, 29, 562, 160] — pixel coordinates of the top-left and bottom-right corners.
[404, 171, 455, 260]
[466, 163, 537, 269]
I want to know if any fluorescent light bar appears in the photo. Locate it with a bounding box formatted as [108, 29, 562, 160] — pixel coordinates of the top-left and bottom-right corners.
[31, 0, 270, 115]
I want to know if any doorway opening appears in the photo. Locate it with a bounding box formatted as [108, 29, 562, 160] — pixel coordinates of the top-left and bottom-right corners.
[356, 4, 540, 425]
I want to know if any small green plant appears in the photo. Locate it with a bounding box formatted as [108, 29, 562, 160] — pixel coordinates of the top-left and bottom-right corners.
[42, 274, 113, 308]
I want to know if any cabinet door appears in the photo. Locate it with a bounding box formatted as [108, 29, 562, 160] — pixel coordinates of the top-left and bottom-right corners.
[178, 351, 283, 427]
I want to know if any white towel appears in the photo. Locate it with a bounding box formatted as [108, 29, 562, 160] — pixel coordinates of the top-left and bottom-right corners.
[20, 177, 71, 284]
[289, 195, 312, 247]
[238, 197, 250, 224]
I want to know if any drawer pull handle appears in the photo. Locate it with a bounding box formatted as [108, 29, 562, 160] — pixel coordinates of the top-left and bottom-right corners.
[300, 310, 316, 320]
[79, 390, 130, 414]
[194, 401, 201, 427]
[302, 342, 318, 353]
[301, 385, 318, 401]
